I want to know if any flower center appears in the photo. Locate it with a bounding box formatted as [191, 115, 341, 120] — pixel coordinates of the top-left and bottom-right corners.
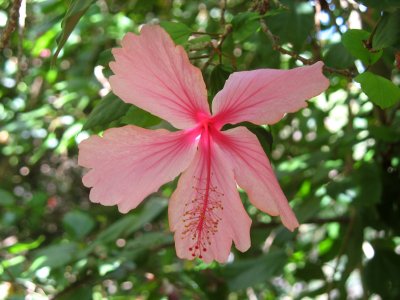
[181, 122, 224, 259]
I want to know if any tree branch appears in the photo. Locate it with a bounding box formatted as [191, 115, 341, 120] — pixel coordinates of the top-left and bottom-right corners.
[0, 0, 23, 50]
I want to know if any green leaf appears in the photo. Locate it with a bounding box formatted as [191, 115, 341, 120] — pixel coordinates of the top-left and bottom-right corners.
[342, 29, 382, 65]
[63, 210, 95, 239]
[223, 250, 287, 291]
[266, 2, 314, 50]
[56, 286, 92, 300]
[83, 93, 130, 130]
[295, 262, 325, 280]
[123, 197, 168, 236]
[96, 197, 167, 244]
[160, 21, 192, 45]
[231, 12, 260, 42]
[372, 10, 400, 50]
[97, 49, 114, 77]
[355, 71, 400, 109]
[52, 0, 96, 64]
[29, 242, 78, 271]
[369, 125, 400, 143]
[96, 215, 137, 244]
[8, 236, 45, 254]
[208, 64, 233, 99]
[121, 106, 162, 128]
[0, 189, 15, 206]
[364, 248, 400, 298]
[247, 124, 273, 156]
[121, 232, 173, 260]
[341, 215, 363, 281]
[324, 43, 355, 69]
[353, 162, 382, 206]
[354, 0, 400, 10]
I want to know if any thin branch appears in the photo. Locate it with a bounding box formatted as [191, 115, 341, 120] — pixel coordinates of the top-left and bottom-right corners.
[220, 0, 227, 25]
[202, 48, 216, 71]
[325, 0, 344, 35]
[16, 0, 26, 83]
[0, 0, 22, 50]
[201, 24, 232, 70]
[217, 24, 232, 64]
[191, 31, 221, 37]
[189, 54, 211, 60]
[324, 65, 356, 78]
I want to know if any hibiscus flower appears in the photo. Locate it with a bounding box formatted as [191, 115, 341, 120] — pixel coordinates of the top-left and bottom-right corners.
[78, 25, 329, 262]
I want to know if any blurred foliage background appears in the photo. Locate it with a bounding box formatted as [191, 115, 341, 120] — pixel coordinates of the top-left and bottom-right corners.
[1, 0, 400, 299]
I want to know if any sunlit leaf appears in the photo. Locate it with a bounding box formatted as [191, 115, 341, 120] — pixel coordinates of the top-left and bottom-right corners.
[342, 29, 382, 65]
[355, 71, 400, 108]
[52, 0, 96, 64]
[29, 243, 78, 271]
[160, 21, 192, 45]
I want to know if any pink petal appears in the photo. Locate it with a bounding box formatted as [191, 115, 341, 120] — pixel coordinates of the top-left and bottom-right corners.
[211, 62, 329, 127]
[214, 126, 299, 231]
[168, 136, 251, 263]
[109, 25, 210, 129]
[78, 125, 197, 213]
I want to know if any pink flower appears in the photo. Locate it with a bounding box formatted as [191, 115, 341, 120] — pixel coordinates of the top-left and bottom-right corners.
[78, 25, 329, 263]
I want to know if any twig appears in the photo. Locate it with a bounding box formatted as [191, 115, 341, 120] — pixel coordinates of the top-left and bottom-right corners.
[202, 48, 216, 71]
[0, 0, 22, 50]
[16, 0, 26, 83]
[220, 0, 227, 25]
[191, 31, 221, 37]
[201, 24, 232, 70]
[189, 54, 211, 60]
[260, 18, 314, 65]
[324, 65, 355, 78]
[217, 24, 232, 64]
[325, 0, 344, 35]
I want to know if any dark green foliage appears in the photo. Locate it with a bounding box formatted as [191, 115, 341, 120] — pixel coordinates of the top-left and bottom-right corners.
[1, 0, 400, 299]
[208, 64, 234, 99]
[231, 12, 261, 42]
[324, 43, 354, 69]
[372, 10, 400, 50]
[52, 0, 96, 64]
[83, 93, 130, 130]
[160, 21, 192, 45]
